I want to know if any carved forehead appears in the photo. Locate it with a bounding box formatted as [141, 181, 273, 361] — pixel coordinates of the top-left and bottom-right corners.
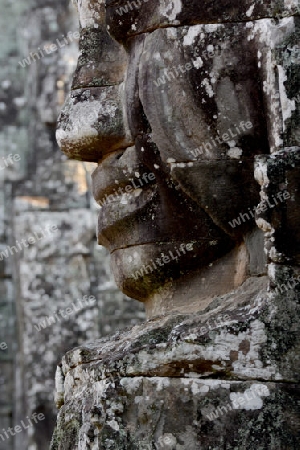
[105, 0, 300, 42]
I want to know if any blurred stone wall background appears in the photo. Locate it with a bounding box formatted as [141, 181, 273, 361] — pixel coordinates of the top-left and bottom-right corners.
[0, 1, 145, 449]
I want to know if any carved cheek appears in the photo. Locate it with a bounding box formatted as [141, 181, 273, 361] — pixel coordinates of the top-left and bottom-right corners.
[138, 24, 269, 165]
[139, 28, 212, 163]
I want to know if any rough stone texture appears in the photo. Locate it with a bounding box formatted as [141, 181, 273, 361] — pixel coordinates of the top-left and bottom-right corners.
[51, 271, 300, 448]
[52, 378, 300, 449]
[0, 1, 145, 449]
[51, 0, 300, 449]
[106, 0, 300, 42]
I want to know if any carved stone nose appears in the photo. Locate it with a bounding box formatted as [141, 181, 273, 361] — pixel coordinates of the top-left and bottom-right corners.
[56, 0, 132, 162]
[56, 82, 133, 162]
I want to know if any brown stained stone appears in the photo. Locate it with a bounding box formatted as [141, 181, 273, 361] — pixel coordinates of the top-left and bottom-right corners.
[238, 340, 251, 355]
[230, 350, 239, 362]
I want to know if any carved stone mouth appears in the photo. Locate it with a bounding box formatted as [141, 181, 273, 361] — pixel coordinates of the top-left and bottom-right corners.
[97, 183, 156, 223]
[92, 145, 156, 206]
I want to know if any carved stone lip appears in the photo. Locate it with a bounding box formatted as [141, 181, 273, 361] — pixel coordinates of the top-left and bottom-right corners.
[97, 185, 156, 216]
[92, 153, 157, 231]
[93, 176, 155, 206]
[95, 184, 155, 208]
[98, 186, 156, 239]
[92, 147, 156, 205]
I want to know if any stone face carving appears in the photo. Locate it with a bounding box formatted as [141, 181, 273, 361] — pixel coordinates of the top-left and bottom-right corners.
[0, 2, 146, 449]
[52, 0, 300, 448]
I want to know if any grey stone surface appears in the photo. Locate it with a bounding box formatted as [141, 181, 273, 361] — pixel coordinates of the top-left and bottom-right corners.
[51, 0, 300, 449]
[0, 1, 145, 449]
[52, 377, 300, 449]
